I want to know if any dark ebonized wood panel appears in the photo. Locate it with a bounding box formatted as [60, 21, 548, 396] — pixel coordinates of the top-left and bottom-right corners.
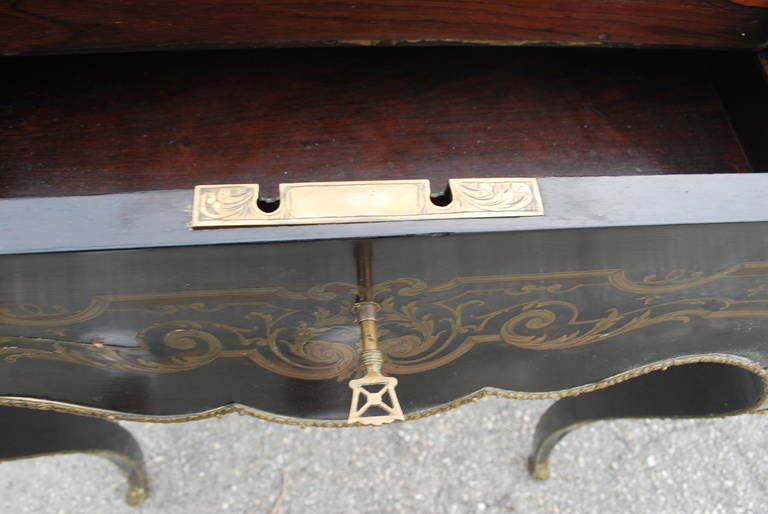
[0, 406, 148, 504]
[0, 48, 751, 200]
[4, 174, 768, 255]
[1, 222, 768, 420]
[1, 0, 767, 55]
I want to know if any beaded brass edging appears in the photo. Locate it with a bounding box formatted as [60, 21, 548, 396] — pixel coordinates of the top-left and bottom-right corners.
[0, 354, 763, 427]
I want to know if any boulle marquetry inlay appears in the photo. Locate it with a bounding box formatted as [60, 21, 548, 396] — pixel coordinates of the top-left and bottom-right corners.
[1, 262, 767, 379]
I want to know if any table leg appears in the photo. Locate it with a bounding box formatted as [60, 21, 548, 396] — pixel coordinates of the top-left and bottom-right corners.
[0, 406, 149, 505]
[529, 361, 765, 479]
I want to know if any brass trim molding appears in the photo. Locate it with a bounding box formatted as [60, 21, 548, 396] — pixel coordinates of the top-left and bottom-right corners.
[192, 178, 543, 227]
[0, 354, 763, 427]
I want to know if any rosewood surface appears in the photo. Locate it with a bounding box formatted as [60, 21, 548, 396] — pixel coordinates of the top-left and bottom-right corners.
[1, 0, 767, 55]
[0, 48, 753, 200]
[716, 52, 768, 172]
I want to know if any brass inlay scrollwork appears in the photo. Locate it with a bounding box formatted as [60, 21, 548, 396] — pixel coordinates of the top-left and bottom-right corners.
[1, 262, 767, 379]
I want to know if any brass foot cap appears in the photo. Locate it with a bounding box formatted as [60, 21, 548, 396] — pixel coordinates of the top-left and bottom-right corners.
[528, 458, 550, 480]
[125, 486, 149, 506]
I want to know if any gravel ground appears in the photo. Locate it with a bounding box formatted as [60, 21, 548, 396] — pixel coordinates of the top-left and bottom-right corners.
[1, 397, 766, 513]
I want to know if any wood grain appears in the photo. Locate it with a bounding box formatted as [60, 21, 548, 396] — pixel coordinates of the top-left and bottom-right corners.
[0, 48, 751, 200]
[730, 0, 768, 7]
[715, 52, 768, 172]
[1, 0, 767, 55]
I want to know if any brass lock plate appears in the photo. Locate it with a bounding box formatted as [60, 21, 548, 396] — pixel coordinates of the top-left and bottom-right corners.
[192, 178, 543, 227]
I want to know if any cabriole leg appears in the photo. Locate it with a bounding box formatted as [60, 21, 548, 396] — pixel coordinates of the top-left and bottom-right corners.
[0, 405, 149, 505]
[529, 361, 765, 480]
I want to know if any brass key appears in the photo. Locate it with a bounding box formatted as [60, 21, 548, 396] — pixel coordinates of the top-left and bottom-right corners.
[347, 302, 404, 426]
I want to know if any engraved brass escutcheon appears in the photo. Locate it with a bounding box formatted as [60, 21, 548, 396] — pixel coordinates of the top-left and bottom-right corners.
[192, 178, 543, 227]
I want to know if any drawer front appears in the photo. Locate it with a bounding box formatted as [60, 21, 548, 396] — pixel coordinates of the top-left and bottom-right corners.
[2, 221, 768, 423]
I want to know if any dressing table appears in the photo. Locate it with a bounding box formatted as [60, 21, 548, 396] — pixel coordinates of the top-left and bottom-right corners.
[2, 0, 768, 502]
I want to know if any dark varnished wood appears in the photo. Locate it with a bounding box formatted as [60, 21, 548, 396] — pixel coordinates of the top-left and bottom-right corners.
[715, 51, 768, 172]
[1, 17, 768, 492]
[4, 174, 768, 256]
[0, 48, 752, 200]
[0, 406, 148, 504]
[2, 221, 768, 420]
[528, 363, 765, 479]
[1, 0, 767, 55]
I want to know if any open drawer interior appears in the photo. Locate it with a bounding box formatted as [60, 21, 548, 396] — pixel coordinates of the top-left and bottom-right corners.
[1, 46, 766, 201]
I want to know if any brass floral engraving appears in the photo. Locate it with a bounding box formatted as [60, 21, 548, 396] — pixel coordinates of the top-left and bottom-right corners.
[192, 178, 543, 227]
[1, 262, 768, 379]
[195, 184, 261, 222]
[451, 180, 536, 211]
